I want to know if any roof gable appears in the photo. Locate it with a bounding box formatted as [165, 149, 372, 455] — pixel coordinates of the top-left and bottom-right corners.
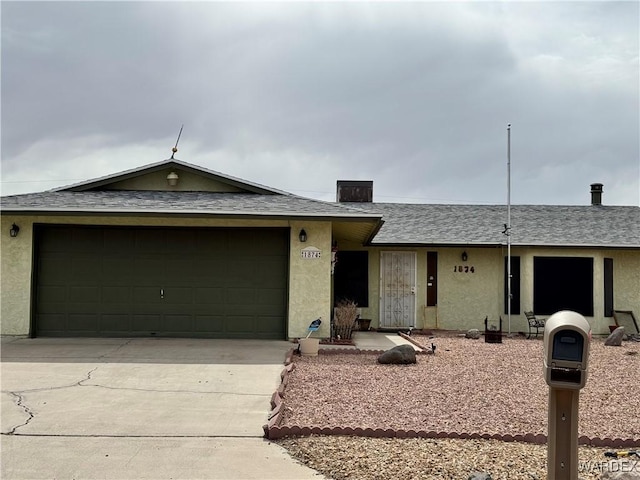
[55, 158, 288, 195]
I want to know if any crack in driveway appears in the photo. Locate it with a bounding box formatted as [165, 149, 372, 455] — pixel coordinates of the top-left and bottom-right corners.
[97, 338, 133, 359]
[3, 366, 100, 435]
[5, 391, 36, 435]
[3, 365, 267, 436]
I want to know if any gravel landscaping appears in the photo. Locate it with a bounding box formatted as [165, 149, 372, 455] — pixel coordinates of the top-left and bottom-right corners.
[275, 334, 640, 479]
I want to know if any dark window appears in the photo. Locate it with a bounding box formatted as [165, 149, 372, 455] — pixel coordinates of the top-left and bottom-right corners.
[333, 251, 369, 307]
[427, 252, 438, 306]
[533, 257, 594, 316]
[604, 258, 614, 317]
[504, 256, 521, 314]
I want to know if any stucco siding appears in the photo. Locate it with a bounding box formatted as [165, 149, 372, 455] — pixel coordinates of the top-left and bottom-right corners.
[436, 248, 504, 331]
[1, 217, 34, 335]
[287, 221, 332, 338]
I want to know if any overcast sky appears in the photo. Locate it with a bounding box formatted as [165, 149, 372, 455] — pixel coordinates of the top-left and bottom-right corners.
[2, 1, 638, 206]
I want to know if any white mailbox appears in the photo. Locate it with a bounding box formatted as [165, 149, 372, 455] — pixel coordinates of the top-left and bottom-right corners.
[543, 310, 592, 480]
[543, 310, 591, 390]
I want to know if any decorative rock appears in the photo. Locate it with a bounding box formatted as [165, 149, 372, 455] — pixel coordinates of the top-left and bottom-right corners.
[468, 473, 492, 480]
[377, 344, 417, 364]
[605, 326, 625, 346]
[466, 329, 481, 340]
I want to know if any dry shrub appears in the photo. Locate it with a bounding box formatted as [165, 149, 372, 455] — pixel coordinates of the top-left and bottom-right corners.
[334, 299, 359, 327]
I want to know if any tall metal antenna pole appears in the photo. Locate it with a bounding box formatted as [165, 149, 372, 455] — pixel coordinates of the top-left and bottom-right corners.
[171, 124, 184, 159]
[507, 124, 512, 336]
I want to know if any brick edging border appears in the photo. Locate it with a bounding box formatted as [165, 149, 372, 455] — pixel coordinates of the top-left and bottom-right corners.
[263, 348, 639, 448]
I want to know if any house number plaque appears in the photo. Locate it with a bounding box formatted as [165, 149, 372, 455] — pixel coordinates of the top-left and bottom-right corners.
[301, 246, 321, 259]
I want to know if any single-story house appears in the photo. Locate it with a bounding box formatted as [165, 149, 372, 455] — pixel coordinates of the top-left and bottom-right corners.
[1, 158, 638, 339]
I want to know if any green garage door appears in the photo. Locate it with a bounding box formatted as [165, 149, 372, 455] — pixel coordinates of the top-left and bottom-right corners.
[35, 226, 289, 338]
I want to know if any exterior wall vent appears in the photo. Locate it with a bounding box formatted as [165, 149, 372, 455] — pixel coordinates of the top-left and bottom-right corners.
[590, 183, 603, 206]
[336, 180, 373, 203]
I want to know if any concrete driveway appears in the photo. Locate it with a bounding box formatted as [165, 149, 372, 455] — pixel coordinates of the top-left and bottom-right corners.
[1, 337, 325, 479]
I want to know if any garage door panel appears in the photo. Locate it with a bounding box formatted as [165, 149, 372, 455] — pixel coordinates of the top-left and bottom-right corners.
[133, 287, 163, 303]
[100, 315, 131, 333]
[37, 286, 66, 305]
[165, 230, 196, 250]
[133, 258, 164, 282]
[103, 260, 135, 284]
[71, 258, 102, 284]
[226, 288, 256, 304]
[227, 231, 258, 250]
[39, 258, 70, 283]
[226, 260, 256, 284]
[36, 226, 288, 338]
[194, 315, 225, 334]
[226, 316, 256, 334]
[38, 228, 72, 252]
[257, 259, 288, 280]
[68, 314, 99, 333]
[164, 258, 196, 281]
[102, 286, 132, 304]
[104, 229, 135, 252]
[256, 302, 287, 316]
[69, 286, 100, 303]
[191, 262, 227, 285]
[163, 315, 194, 333]
[72, 229, 104, 253]
[195, 231, 228, 250]
[194, 288, 224, 304]
[135, 230, 164, 252]
[256, 316, 285, 334]
[256, 288, 286, 305]
[132, 314, 161, 331]
[37, 314, 67, 334]
[163, 288, 193, 304]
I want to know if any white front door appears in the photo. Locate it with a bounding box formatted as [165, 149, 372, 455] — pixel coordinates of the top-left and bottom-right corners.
[380, 252, 416, 328]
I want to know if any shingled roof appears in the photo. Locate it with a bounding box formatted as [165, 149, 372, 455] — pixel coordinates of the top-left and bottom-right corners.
[0, 190, 381, 220]
[348, 203, 640, 248]
[2, 158, 638, 248]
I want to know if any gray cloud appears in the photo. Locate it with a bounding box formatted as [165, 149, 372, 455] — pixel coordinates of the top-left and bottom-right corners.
[2, 2, 638, 205]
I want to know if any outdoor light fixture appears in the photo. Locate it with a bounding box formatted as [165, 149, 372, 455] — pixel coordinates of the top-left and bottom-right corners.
[9, 223, 20, 238]
[461, 251, 468, 262]
[299, 229, 307, 243]
[166, 171, 179, 186]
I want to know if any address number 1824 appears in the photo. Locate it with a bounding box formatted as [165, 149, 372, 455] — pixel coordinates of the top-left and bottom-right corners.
[454, 265, 475, 273]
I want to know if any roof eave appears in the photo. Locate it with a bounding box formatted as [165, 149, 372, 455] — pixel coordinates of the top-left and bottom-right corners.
[0, 207, 383, 222]
[367, 241, 640, 249]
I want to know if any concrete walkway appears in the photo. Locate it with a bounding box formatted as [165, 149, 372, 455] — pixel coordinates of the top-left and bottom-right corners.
[351, 331, 423, 351]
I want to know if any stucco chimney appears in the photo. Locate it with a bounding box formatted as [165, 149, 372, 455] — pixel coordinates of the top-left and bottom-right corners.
[336, 181, 373, 202]
[590, 183, 603, 206]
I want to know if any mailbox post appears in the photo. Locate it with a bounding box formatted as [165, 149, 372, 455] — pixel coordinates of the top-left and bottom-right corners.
[543, 311, 591, 480]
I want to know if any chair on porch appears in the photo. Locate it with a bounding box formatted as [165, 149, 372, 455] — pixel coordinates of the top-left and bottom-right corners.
[524, 311, 546, 339]
[613, 310, 639, 334]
